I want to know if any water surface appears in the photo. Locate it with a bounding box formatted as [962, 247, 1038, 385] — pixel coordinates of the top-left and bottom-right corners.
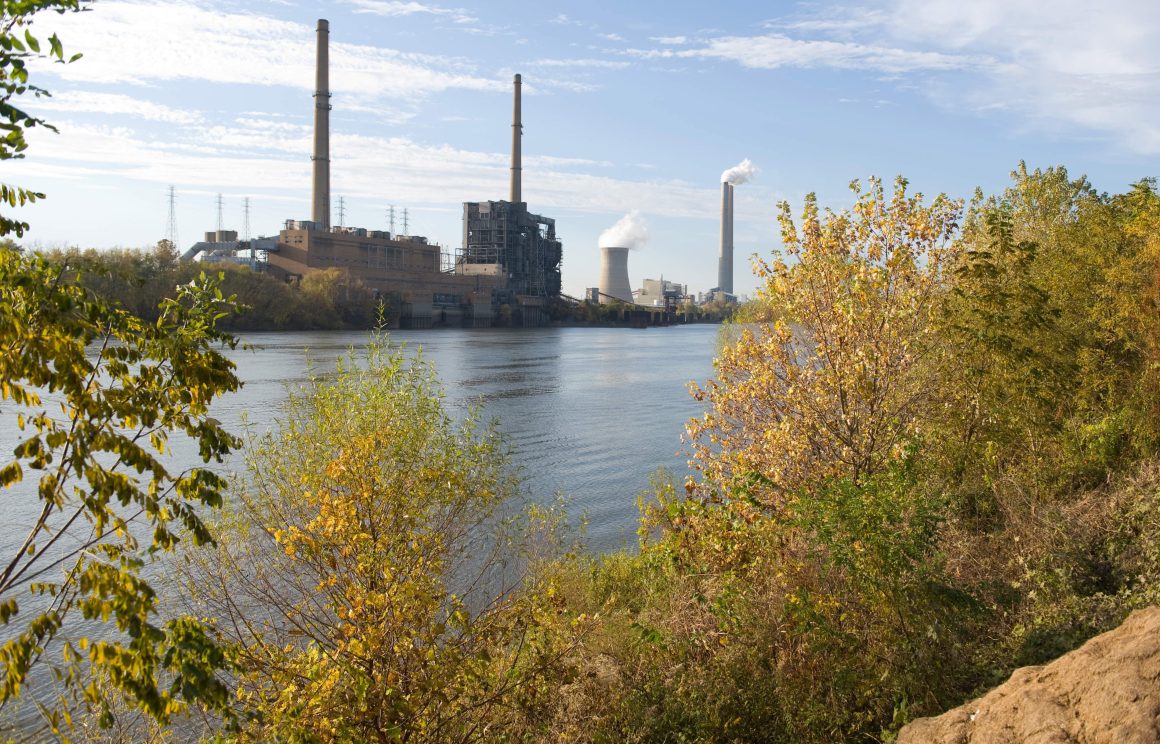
[219, 325, 719, 551]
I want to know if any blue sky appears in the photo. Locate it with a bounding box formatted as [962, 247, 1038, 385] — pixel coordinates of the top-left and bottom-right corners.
[11, 0, 1160, 297]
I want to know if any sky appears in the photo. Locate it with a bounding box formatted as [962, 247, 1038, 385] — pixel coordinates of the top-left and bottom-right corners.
[10, 0, 1160, 298]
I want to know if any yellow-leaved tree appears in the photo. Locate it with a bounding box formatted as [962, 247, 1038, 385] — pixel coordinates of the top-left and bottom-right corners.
[687, 176, 962, 510]
[189, 340, 588, 742]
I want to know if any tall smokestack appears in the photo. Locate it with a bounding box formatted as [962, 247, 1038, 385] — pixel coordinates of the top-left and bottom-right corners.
[312, 19, 331, 230]
[717, 182, 734, 294]
[510, 73, 522, 205]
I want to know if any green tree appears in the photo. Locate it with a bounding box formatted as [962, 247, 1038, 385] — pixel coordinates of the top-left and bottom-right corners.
[928, 166, 1160, 513]
[0, 251, 240, 736]
[0, 0, 88, 237]
[0, 1, 241, 736]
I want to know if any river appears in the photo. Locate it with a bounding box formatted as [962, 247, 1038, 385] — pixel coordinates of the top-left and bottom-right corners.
[221, 325, 719, 551]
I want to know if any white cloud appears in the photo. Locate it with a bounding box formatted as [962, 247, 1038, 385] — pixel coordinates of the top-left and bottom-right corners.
[883, 0, 1160, 152]
[20, 116, 724, 225]
[528, 58, 630, 69]
[35, 91, 203, 124]
[36, 1, 506, 100]
[673, 35, 972, 73]
[629, 0, 1160, 153]
[346, 0, 476, 24]
[600, 32, 625, 42]
[649, 35, 688, 45]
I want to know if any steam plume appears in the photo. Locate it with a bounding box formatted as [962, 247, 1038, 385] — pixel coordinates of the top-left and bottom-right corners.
[598, 210, 650, 249]
[721, 158, 757, 185]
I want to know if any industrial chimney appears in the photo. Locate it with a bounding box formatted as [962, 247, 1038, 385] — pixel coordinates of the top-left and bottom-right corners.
[599, 246, 633, 304]
[510, 73, 522, 205]
[312, 19, 331, 230]
[717, 181, 734, 295]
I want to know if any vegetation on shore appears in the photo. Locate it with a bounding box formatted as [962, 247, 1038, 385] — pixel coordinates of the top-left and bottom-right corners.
[173, 167, 1160, 741]
[4, 3, 1160, 741]
[39, 244, 383, 331]
[7, 164, 1160, 741]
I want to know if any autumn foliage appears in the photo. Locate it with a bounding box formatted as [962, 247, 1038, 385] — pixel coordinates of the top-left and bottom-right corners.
[14, 166, 1159, 743]
[190, 342, 589, 741]
[688, 177, 961, 506]
[524, 168, 1160, 742]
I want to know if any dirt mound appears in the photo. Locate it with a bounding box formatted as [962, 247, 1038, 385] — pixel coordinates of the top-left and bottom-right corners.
[898, 606, 1160, 744]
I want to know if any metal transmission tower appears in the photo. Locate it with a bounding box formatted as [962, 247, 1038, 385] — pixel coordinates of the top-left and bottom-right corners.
[216, 193, 224, 233]
[337, 196, 346, 228]
[402, 207, 409, 236]
[165, 186, 179, 250]
[388, 204, 395, 235]
[242, 197, 251, 241]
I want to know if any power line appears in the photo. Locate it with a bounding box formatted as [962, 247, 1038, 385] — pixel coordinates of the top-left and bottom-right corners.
[337, 196, 346, 228]
[402, 207, 409, 236]
[242, 197, 251, 241]
[388, 204, 395, 235]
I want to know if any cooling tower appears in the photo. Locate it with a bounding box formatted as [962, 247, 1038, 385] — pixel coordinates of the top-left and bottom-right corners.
[312, 19, 331, 230]
[717, 181, 734, 295]
[599, 246, 633, 304]
[510, 73, 522, 205]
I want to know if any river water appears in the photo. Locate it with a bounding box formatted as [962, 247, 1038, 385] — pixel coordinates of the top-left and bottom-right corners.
[220, 325, 720, 551]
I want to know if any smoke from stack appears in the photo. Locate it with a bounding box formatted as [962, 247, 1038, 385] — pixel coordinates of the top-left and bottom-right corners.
[312, 19, 331, 230]
[721, 158, 756, 185]
[510, 73, 522, 204]
[599, 210, 649, 251]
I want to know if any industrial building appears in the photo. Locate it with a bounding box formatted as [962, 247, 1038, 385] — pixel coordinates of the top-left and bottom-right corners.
[244, 20, 562, 327]
[636, 278, 689, 307]
[458, 73, 563, 324]
[268, 221, 497, 327]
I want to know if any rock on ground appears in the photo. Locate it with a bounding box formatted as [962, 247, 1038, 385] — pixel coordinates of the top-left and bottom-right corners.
[897, 606, 1160, 744]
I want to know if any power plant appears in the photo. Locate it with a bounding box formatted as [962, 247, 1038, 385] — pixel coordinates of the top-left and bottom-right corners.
[256, 20, 562, 327]
[598, 246, 633, 304]
[179, 18, 746, 322]
[458, 73, 563, 322]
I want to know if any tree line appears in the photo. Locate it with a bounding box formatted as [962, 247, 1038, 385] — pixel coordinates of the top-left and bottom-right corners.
[36, 243, 382, 331]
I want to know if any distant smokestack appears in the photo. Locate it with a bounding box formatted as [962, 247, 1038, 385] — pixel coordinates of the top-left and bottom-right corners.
[510, 73, 522, 205]
[717, 182, 733, 294]
[599, 246, 633, 304]
[312, 19, 331, 230]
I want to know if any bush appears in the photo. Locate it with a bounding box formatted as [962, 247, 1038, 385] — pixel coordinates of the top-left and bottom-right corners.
[188, 339, 590, 741]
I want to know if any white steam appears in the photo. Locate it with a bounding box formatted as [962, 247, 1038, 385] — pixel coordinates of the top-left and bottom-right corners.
[721, 158, 757, 185]
[598, 209, 650, 250]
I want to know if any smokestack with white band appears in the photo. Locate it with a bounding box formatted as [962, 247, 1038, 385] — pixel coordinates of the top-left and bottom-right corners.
[510, 73, 522, 205]
[312, 19, 331, 229]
